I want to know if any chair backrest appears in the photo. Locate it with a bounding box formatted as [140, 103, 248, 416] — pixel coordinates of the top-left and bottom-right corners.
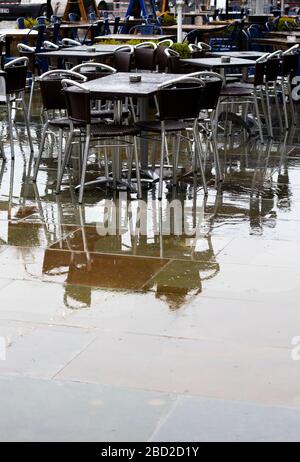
[157, 77, 204, 121]
[282, 53, 299, 77]
[16, 17, 26, 29]
[247, 24, 263, 39]
[135, 41, 157, 49]
[4, 57, 29, 94]
[17, 43, 36, 73]
[185, 71, 223, 110]
[253, 54, 268, 87]
[241, 29, 250, 51]
[50, 15, 60, 23]
[158, 39, 174, 48]
[114, 46, 133, 73]
[68, 13, 80, 22]
[265, 51, 282, 82]
[52, 22, 61, 44]
[134, 44, 157, 71]
[165, 48, 180, 73]
[37, 16, 47, 25]
[39, 70, 86, 111]
[88, 12, 97, 22]
[156, 45, 168, 72]
[43, 40, 59, 50]
[71, 62, 116, 81]
[113, 16, 121, 34]
[29, 24, 47, 52]
[188, 43, 209, 58]
[61, 38, 81, 47]
[62, 79, 91, 125]
[183, 29, 202, 44]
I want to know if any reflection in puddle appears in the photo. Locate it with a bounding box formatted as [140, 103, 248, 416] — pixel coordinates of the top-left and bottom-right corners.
[0, 102, 299, 310]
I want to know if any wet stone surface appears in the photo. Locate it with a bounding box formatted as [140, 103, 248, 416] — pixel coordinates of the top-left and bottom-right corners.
[0, 90, 299, 441]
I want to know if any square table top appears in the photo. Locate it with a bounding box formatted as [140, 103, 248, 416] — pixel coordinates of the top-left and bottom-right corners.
[162, 24, 227, 32]
[68, 44, 124, 52]
[81, 72, 182, 98]
[95, 34, 175, 41]
[37, 49, 114, 59]
[265, 31, 300, 38]
[0, 28, 38, 37]
[181, 57, 256, 68]
[210, 51, 266, 60]
[253, 37, 300, 47]
[181, 57, 255, 69]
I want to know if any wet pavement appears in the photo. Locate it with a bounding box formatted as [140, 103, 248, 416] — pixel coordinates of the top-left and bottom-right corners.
[0, 94, 300, 441]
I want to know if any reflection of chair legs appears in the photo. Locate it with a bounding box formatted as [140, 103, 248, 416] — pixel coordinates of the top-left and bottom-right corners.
[0, 141, 6, 161]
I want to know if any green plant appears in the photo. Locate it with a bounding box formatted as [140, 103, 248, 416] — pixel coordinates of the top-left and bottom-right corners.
[23, 17, 37, 29]
[171, 42, 191, 58]
[18, 17, 50, 29]
[97, 39, 160, 45]
[160, 12, 176, 26]
[278, 17, 297, 31]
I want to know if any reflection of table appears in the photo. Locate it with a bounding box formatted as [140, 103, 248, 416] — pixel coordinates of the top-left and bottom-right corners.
[95, 34, 175, 42]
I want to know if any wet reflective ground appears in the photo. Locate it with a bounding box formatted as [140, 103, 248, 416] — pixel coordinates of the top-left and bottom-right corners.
[0, 96, 300, 441]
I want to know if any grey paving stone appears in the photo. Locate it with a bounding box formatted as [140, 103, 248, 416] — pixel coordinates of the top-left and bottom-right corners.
[152, 395, 300, 442]
[0, 375, 175, 442]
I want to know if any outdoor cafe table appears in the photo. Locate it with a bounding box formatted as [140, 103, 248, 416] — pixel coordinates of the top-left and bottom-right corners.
[180, 57, 256, 80]
[210, 51, 266, 60]
[81, 72, 181, 173]
[252, 37, 300, 49]
[0, 28, 38, 55]
[95, 34, 175, 42]
[162, 24, 227, 33]
[37, 48, 115, 65]
[66, 44, 125, 52]
[265, 31, 300, 38]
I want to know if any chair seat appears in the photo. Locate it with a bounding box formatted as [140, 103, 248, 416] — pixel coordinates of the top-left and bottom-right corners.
[48, 117, 76, 128]
[86, 123, 140, 137]
[220, 86, 253, 97]
[91, 109, 130, 119]
[135, 120, 187, 133]
[48, 117, 104, 128]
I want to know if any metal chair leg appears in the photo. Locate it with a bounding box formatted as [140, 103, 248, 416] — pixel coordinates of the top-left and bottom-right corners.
[6, 98, 15, 160]
[172, 133, 180, 186]
[287, 79, 296, 127]
[56, 127, 74, 194]
[21, 93, 34, 153]
[28, 77, 35, 122]
[254, 91, 264, 143]
[0, 141, 6, 162]
[158, 123, 165, 200]
[274, 83, 283, 133]
[259, 87, 270, 137]
[194, 121, 208, 196]
[78, 126, 90, 204]
[265, 83, 273, 138]
[32, 121, 49, 182]
[57, 128, 63, 188]
[281, 81, 289, 131]
[133, 136, 142, 198]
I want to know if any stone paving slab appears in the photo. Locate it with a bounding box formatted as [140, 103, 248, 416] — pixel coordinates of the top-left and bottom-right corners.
[151, 395, 300, 442]
[0, 375, 175, 442]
